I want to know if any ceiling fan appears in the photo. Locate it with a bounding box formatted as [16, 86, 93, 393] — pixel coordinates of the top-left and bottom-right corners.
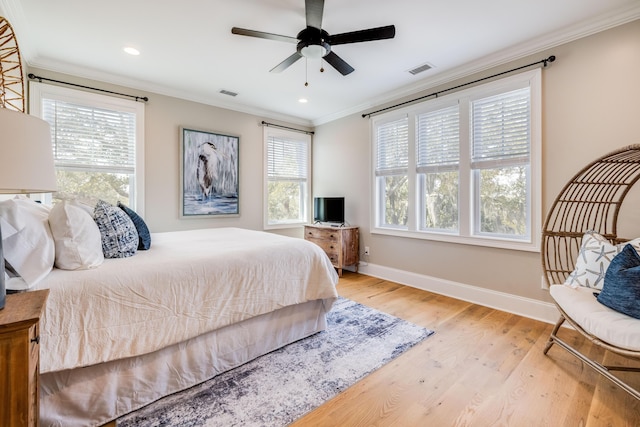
[231, 0, 395, 76]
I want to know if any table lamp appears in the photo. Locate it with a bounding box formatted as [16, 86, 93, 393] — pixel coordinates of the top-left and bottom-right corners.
[0, 107, 57, 309]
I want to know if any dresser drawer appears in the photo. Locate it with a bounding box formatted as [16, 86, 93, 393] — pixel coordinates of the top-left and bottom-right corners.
[305, 226, 340, 242]
[307, 237, 340, 257]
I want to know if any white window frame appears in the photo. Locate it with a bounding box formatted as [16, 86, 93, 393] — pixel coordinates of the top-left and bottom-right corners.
[371, 69, 541, 252]
[263, 127, 311, 229]
[29, 81, 145, 215]
[374, 113, 410, 230]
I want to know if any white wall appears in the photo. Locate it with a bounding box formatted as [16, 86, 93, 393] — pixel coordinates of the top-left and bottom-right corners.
[313, 19, 640, 303]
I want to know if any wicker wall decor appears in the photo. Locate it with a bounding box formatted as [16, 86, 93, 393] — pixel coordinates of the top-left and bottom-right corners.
[0, 16, 25, 112]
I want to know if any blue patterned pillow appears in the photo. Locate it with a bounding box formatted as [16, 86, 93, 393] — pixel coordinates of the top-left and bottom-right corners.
[117, 202, 151, 250]
[94, 200, 138, 258]
[597, 244, 640, 319]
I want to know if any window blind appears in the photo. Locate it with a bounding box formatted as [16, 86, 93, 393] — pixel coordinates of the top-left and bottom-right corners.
[416, 105, 459, 173]
[471, 87, 530, 168]
[375, 116, 409, 175]
[42, 98, 136, 174]
[267, 135, 308, 181]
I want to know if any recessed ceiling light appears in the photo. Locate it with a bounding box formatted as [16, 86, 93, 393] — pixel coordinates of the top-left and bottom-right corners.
[298, 98, 308, 103]
[124, 47, 140, 56]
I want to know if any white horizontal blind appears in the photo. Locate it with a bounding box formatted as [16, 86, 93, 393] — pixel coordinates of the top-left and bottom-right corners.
[375, 117, 409, 175]
[416, 106, 459, 173]
[471, 87, 530, 168]
[42, 98, 136, 174]
[267, 135, 308, 181]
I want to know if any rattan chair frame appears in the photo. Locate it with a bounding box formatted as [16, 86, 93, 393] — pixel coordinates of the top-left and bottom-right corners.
[541, 144, 640, 400]
[0, 16, 26, 113]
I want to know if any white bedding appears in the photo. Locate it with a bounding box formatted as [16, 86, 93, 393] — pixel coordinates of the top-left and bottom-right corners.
[34, 227, 339, 374]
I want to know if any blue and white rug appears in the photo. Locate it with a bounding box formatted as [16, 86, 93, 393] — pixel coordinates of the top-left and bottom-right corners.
[118, 297, 434, 426]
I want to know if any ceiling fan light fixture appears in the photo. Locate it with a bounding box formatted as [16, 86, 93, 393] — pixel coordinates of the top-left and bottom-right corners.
[300, 43, 327, 59]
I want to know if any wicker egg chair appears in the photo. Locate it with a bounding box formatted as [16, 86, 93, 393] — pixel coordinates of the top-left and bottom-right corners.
[542, 144, 640, 400]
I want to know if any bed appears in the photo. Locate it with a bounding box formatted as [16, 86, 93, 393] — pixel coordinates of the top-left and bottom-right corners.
[29, 226, 339, 426]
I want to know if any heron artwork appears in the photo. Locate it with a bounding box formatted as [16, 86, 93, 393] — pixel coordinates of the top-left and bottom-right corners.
[181, 127, 239, 217]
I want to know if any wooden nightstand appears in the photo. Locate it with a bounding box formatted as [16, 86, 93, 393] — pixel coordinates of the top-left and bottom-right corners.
[304, 225, 359, 276]
[0, 289, 49, 427]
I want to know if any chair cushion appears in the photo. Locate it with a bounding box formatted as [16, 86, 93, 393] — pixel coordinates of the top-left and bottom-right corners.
[597, 244, 640, 319]
[550, 284, 640, 351]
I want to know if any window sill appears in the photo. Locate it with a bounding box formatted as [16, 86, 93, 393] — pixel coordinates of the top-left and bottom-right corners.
[371, 226, 540, 252]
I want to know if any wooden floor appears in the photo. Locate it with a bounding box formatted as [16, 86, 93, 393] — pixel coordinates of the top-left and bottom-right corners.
[290, 272, 640, 427]
[103, 272, 639, 427]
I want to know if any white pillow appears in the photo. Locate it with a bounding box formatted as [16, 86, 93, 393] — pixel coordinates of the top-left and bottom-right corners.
[565, 231, 640, 290]
[49, 200, 104, 270]
[0, 197, 55, 289]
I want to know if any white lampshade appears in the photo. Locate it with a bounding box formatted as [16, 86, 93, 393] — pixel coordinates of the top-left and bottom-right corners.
[0, 107, 57, 193]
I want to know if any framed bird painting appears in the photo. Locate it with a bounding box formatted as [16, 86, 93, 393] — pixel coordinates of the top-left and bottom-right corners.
[180, 127, 239, 217]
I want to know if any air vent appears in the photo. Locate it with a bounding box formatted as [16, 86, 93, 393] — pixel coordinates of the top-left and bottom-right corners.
[219, 89, 238, 97]
[408, 62, 433, 75]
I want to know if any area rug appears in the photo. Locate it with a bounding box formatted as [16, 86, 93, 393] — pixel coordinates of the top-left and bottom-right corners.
[118, 297, 434, 426]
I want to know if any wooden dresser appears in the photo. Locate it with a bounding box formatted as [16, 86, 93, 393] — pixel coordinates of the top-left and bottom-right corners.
[304, 225, 359, 276]
[0, 289, 49, 427]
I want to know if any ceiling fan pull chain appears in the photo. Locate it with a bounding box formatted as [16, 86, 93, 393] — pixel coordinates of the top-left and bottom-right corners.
[320, 57, 325, 73]
[305, 58, 309, 87]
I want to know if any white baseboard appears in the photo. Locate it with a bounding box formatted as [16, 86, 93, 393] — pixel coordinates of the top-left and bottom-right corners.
[357, 263, 560, 325]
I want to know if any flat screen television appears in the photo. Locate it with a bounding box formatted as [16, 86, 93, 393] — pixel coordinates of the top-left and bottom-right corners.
[313, 197, 345, 224]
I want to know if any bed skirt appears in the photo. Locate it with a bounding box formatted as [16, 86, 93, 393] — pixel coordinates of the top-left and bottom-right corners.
[40, 299, 331, 427]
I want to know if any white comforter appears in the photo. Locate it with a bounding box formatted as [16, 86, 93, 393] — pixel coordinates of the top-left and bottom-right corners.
[35, 227, 339, 374]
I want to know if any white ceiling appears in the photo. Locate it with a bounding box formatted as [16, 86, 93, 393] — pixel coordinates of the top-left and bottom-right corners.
[1, 0, 639, 125]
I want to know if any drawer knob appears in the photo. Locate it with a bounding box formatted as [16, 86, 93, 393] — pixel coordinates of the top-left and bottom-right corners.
[31, 335, 40, 344]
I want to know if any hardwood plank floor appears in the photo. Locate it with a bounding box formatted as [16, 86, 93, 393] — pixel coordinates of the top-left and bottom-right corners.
[103, 272, 639, 426]
[291, 272, 640, 427]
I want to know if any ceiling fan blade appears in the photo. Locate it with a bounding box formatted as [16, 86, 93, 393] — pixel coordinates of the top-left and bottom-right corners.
[328, 25, 396, 46]
[231, 27, 298, 43]
[305, 0, 324, 30]
[324, 51, 354, 76]
[270, 52, 303, 73]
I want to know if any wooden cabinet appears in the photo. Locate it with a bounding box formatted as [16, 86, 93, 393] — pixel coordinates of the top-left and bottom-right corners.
[0, 289, 49, 427]
[304, 225, 359, 276]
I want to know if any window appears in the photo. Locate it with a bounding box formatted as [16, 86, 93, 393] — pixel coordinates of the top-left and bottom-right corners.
[416, 104, 460, 232]
[375, 116, 409, 229]
[264, 127, 311, 228]
[372, 69, 541, 251]
[471, 87, 531, 239]
[29, 82, 145, 213]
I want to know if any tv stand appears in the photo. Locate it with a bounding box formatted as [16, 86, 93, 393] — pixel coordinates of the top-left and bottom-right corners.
[304, 225, 359, 277]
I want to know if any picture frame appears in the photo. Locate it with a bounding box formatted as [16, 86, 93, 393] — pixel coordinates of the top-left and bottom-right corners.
[180, 127, 239, 217]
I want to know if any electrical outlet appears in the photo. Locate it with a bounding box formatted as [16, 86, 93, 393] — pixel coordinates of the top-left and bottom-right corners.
[364, 246, 370, 256]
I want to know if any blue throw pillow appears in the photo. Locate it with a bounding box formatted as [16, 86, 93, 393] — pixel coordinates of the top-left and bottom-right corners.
[597, 244, 640, 319]
[118, 201, 151, 250]
[94, 200, 138, 258]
